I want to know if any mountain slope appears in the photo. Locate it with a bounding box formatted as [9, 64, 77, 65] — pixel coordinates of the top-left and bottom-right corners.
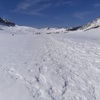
[80, 17, 100, 30]
[66, 17, 100, 31]
[0, 17, 15, 26]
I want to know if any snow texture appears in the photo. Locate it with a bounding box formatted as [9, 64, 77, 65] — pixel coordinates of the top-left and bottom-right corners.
[0, 25, 100, 100]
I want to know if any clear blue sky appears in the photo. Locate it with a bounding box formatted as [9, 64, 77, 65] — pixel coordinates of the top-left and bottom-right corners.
[0, 0, 100, 28]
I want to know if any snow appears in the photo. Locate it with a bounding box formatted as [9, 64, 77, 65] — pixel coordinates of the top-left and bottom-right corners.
[0, 25, 67, 35]
[0, 25, 100, 100]
[80, 18, 100, 30]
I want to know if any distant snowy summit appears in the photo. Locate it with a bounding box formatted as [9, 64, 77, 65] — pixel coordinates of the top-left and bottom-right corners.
[0, 17, 15, 26]
[80, 17, 100, 31]
[67, 17, 100, 31]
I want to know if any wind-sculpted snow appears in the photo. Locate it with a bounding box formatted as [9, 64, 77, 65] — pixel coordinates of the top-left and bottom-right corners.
[0, 28, 100, 100]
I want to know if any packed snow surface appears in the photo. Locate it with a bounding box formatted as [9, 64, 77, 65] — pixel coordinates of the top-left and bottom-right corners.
[0, 25, 100, 100]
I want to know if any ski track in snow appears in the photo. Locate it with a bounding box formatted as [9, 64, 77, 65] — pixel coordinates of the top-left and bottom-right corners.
[0, 33, 100, 100]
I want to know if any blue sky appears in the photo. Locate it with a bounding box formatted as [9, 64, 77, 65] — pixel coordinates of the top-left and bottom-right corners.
[0, 0, 100, 27]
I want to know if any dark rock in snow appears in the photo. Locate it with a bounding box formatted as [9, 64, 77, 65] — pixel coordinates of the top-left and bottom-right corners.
[67, 26, 82, 31]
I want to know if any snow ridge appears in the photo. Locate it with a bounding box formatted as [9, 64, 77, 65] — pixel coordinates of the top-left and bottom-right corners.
[80, 17, 100, 30]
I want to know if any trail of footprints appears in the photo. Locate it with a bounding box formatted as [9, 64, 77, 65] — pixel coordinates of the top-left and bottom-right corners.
[1, 37, 100, 100]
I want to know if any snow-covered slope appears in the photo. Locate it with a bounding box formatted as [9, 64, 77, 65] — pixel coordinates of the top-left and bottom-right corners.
[80, 17, 100, 30]
[66, 17, 100, 31]
[0, 17, 15, 26]
[0, 25, 67, 35]
[0, 23, 100, 100]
